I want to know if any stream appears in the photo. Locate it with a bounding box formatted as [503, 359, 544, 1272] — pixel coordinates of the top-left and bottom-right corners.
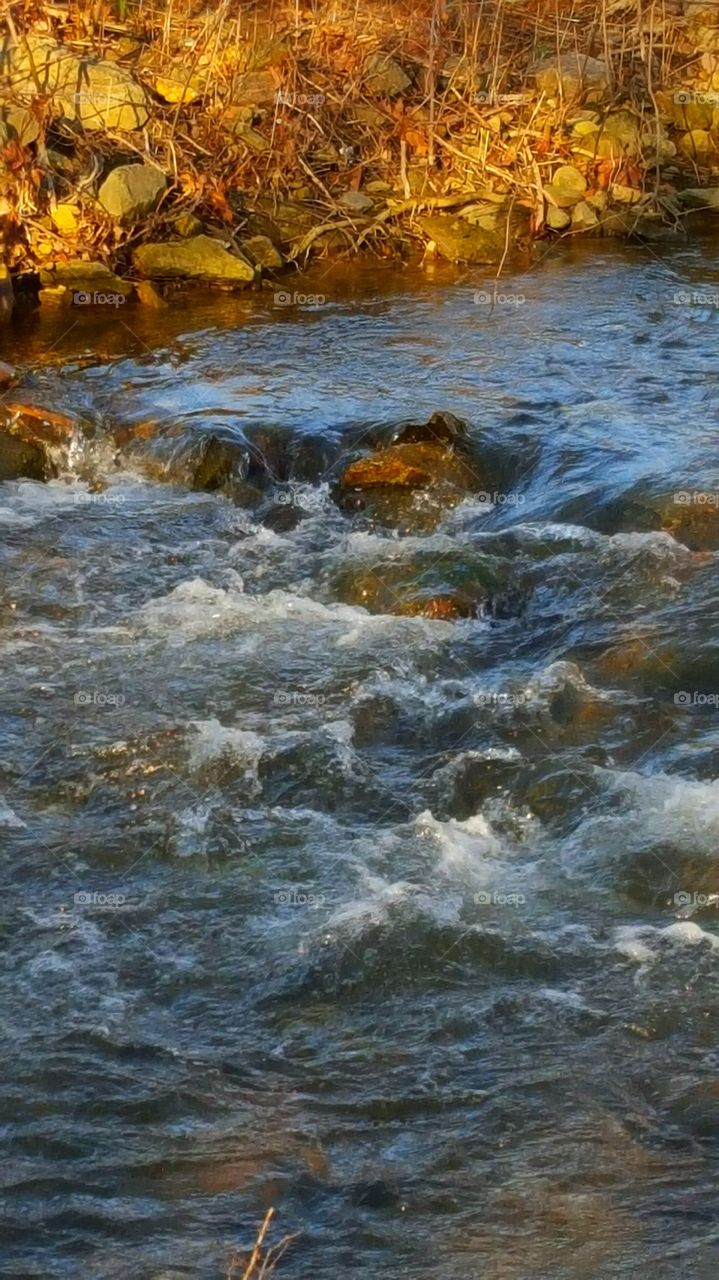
[2, 236, 719, 1279]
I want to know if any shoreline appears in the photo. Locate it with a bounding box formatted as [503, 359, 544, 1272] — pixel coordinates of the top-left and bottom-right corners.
[2, 2, 719, 316]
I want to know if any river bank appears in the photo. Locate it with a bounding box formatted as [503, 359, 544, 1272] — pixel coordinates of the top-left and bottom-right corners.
[3, 0, 719, 316]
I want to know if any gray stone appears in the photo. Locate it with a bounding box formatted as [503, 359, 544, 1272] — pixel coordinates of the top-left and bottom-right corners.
[339, 190, 374, 214]
[678, 186, 719, 210]
[241, 234, 283, 270]
[571, 199, 600, 231]
[419, 215, 502, 264]
[364, 53, 412, 98]
[99, 163, 166, 224]
[532, 54, 609, 102]
[0, 34, 149, 131]
[133, 236, 255, 284]
[546, 205, 571, 231]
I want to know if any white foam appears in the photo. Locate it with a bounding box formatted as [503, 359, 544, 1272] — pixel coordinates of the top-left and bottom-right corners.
[0, 797, 25, 828]
[188, 718, 265, 794]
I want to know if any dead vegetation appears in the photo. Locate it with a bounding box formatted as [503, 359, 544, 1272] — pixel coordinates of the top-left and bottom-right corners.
[0, 1, 717, 283]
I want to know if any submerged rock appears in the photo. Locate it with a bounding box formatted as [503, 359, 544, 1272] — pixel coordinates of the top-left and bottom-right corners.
[133, 236, 255, 284]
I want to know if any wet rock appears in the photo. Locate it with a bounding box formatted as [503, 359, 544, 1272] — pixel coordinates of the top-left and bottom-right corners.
[390, 410, 468, 449]
[652, 493, 719, 550]
[98, 163, 166, 224]
[419, 214, 502, 264]
[340, 441, 478, 494]
[135, 281, 167, 308]
[133, 236, 255, 285]
[364, 53, 412, 98]
[189, 435, 249, 492]
[0, 432, 54, 481]
[0, 359, 15, 385]
[0, 34, 149, 131]
[333, 553, 503, 618]
[260, 501, 307, 533]
[39, 260, 134, 298]
[0, 401, 80, 449]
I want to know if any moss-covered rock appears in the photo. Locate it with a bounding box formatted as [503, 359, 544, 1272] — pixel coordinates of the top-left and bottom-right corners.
[419, 215, 503, 263]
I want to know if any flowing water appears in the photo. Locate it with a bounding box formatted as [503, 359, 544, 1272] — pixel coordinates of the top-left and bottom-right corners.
[2, 236, 719, 1279]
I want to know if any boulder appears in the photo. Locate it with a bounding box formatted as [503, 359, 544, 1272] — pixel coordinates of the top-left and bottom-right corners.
[419, 215, 502, 263]
[133, 236, 255, 284]
[39, 260, 134, 299]
[364, 53, 412, 98]
[0, 34, 149, 131]
[98, 163, 166, 224]
[340, 441, 477, 493]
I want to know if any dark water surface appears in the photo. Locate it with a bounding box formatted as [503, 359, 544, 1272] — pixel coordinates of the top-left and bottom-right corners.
[3, 237, 719, 1278]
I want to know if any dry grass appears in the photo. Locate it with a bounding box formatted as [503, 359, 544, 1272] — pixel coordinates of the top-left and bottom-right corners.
[225, 1208, 300, 1280]
[0, 1, 710, 273]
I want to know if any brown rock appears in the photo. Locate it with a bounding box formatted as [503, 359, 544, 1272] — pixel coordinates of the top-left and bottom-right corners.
[135, 281, 168, 308]
[0, 432, 54, 481]
[340, 442, 477, 493]
[0, 359, 16, 386]
[0, 401, 80, 448]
